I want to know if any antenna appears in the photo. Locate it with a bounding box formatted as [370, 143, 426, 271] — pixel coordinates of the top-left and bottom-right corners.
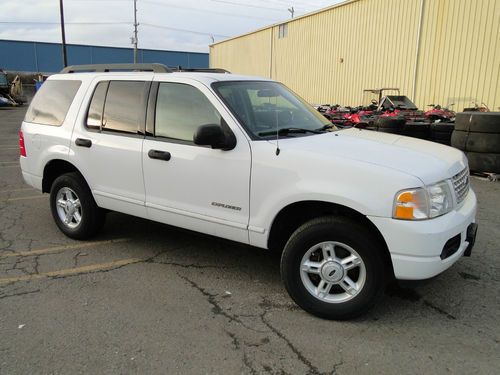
[274, 96, 280, 156]
[288, 6, 294, 18]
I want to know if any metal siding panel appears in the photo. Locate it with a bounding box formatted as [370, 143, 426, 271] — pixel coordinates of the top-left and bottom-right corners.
[141, 50, 189, 67]
[0, 39, 208, 73]
[0, 40, 37, 72]
[67, 45, 92, 66]
[415, 0, 499, 111]
[36, 43, 63, 73]
[188, 53, 209, 68]
[210, 0, 498, 110]
[90, 46, 133, 64]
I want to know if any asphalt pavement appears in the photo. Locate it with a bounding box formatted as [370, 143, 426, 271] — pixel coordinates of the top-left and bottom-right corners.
[0, 106, 499, 374]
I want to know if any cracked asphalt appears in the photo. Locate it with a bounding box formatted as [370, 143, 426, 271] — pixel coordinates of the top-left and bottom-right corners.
[1, 106, 499, 374]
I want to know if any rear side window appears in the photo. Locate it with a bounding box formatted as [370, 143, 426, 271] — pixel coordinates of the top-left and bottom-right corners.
[102, 81, 145, 134]
[86, 81, 109, 129]
[25, 80, 81, 126]
[155, 82, 221, 142]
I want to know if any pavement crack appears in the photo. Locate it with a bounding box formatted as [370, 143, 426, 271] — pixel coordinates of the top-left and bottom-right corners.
[331, 359, 344, 374]
[177, 273, 264, 333]
[259, 303, 326, 375]
[423, 300, 457, 320]
[32, 255, 40, 274]
[178, 273, 244, 324]
[0, 288, 40, 300]
[148, 259, 228, 269]
[72, 251, 88, 268]
[243, 352, 259, 375]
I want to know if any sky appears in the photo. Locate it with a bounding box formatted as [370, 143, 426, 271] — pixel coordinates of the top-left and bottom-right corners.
[0, 0, 342, 53]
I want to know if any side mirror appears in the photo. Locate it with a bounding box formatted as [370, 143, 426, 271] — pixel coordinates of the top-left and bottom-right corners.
[193, 124, 236, 150]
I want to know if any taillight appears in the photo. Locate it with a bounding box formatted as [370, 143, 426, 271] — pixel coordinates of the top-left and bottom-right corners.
[19, 130, 26, 157]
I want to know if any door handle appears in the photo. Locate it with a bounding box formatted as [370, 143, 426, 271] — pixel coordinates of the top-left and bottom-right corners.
[148, 149, 171, 161]
[75, 138, 92, 148]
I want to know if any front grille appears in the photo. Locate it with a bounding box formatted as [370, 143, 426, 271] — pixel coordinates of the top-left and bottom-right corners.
[452, 167, 470, 204]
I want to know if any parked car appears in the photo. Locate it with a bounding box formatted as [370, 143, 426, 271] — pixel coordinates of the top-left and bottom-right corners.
[19, 64, 478, 320]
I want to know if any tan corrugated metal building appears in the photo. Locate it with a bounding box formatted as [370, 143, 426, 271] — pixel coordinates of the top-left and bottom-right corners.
[210, 0, 499, 111]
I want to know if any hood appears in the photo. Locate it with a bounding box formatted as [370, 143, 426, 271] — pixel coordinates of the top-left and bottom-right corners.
[277, 128, 467, 185]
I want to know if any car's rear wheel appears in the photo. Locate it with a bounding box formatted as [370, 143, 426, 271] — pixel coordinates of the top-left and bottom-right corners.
[280, 216, 387, 320]
[50, 172, 105, 239]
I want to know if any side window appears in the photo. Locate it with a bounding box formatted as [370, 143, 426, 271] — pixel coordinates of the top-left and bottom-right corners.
[86, 81, 109, 129]
[102, 81, 145, 134]
[25, 80, 81, 126]
[155, 83, 221, 142]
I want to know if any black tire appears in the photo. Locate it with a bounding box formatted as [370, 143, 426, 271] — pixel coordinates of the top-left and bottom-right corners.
[430, 123, 454, 144]
[376, 116, 405, 128]
[455, 112, 500, 133]
[375, 117, 405, 135]
[432, 139, 452, 146]
[402, 122, 430, 140]
[454, 112, 473, 131]
[466, 152, 500, 173]
[280, 216, 387, 320]
[50, 172, 105, 239]
[465, 132, 500, 153]
[451, 130, 467, 150]
[451, 130, 500, 153]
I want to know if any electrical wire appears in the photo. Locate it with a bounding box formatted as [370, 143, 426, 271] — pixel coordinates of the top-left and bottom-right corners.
[140, 0, 279, 21]
[0, 21, 131, 25]
[209, 0, 284, 12]
[141, 23, 229, 38]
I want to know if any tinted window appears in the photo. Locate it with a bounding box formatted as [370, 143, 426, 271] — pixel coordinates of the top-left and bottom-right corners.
[25, 80, 81, 126]
[86, 81, 109, 129]
[102, 81, 145, 134]
[213, 81, 330, 138]
[155, 83, 221, 142]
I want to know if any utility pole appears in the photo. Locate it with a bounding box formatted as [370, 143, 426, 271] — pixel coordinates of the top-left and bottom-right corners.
[59, 0, 68, 67]
[133, 0, 138, 63]
[288, 6, 294, 18]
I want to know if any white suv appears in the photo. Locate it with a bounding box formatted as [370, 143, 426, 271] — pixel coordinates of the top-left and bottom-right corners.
[19, 64, 477, 319]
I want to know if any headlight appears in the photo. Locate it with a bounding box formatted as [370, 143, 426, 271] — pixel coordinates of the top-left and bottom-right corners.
[393, 181, 453, 220]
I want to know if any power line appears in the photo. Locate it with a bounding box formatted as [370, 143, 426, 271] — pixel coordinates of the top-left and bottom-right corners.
[141, 23, 229, 38]
[0, 21, 131, 25]
[141, 0, 279, 21]
[0, 20, 229, 38]
[209, 0, 284, 12]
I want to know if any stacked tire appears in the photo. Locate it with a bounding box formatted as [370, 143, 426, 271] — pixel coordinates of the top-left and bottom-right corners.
[374, 117, 405, 134]
[451, 112, 500, 173]
[429, 122, 455, 145]
[402, 122, 430, 140]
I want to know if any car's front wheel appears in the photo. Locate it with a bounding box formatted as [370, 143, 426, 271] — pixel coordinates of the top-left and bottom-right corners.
[50, 172, 105, 239]
[280, 216, 387, 320]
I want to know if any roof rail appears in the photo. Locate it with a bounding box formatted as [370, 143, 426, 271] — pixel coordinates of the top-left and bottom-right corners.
[60, 63, 172, 73]
[173, 67, 231, 74]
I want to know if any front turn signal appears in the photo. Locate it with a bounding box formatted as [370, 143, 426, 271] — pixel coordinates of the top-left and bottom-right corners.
[393, 188, 429, 220]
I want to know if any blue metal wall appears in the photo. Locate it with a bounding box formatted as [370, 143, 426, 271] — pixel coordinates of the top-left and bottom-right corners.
[0, 39, 209, 73]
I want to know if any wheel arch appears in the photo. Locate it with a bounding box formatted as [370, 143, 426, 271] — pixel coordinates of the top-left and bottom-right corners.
[42, 159, 86, 193]
[267, 200, 394, 278]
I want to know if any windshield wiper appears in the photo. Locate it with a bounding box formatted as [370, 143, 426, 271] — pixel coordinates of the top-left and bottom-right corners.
[315, 124, 337, 131]
[258, 127, 322, 137]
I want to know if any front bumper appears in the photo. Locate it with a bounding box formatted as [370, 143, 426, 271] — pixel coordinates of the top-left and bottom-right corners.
[369, 189, 477, 280]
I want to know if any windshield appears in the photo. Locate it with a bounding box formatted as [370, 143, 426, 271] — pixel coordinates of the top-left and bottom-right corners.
[212, 81, 333, 138]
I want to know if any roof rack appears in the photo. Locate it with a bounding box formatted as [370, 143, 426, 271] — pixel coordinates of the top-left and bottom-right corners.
[172, 66, 231, 73]
[61, 63, 172, 73]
